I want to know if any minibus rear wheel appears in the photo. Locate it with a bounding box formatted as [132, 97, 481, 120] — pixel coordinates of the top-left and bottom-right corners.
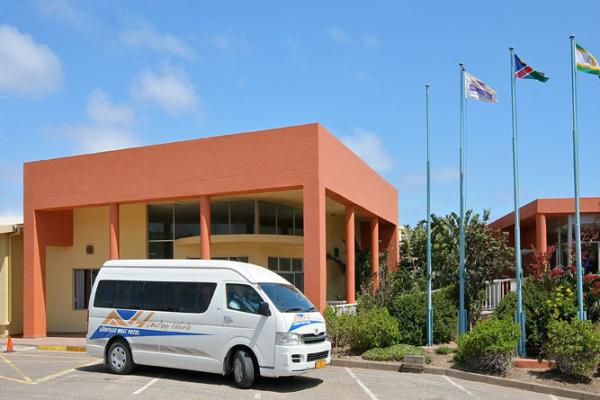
[232, 350, 255, 389]
[107, 339, 134, 375]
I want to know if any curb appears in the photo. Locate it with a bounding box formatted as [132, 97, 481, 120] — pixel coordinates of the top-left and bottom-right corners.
[331, 358, 600, 400]
[36, 345, 86, 352]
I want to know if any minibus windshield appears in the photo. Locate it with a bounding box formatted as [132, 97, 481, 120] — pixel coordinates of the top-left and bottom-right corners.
[259, 283, 317, 313]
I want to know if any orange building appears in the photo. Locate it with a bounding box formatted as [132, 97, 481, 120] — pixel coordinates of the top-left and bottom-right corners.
[22, 123, 398, 338]
[490, 197, 600, 273]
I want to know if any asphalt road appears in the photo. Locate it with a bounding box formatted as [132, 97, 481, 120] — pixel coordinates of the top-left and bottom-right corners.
[0, 348, 573, 400]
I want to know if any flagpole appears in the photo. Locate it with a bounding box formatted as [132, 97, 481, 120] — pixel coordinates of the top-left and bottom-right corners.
[570, 35, 586, 320]
[426, 84, 433, 347]
[510, 48, 526, 356]
[458, 63, 467, 335]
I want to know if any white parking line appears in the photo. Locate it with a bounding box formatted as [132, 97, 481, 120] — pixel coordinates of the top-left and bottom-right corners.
[345, 368, 378, 400]
[444, 375, 478, 399]
[132, 377, 160, 395]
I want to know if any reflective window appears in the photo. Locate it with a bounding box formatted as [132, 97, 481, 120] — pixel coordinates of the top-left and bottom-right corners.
[277, 205, 294, 235]
[148, 242, 173, 259]
[259, 202, 276, 234]
[74, 269, 99, 309]
[267, 257, 304, 292]
[148, 205, 173, 241]
[175, 203, 199, 239]
[211, 201, 229, 234]
[226, 284, 263, 314]
[294, 209, 304, 236]
[230, 201, 255, 234]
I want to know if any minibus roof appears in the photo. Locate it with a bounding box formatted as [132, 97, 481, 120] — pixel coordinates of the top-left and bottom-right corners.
[102, 259, 290, 285]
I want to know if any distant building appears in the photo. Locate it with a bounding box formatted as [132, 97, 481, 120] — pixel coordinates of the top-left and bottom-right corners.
[20, 123, 398, 337]
[0, 217, 23, 338]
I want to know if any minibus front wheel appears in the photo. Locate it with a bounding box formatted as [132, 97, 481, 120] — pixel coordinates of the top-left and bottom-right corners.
[232, 349, 255, 389]
[106, 338, 134, 375]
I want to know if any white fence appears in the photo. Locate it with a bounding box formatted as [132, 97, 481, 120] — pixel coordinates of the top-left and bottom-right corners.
[484, 278, 516, 311]
[326, 300, 357, 315]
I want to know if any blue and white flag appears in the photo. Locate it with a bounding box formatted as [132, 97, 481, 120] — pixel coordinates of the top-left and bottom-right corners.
[464, 71, 497, 103]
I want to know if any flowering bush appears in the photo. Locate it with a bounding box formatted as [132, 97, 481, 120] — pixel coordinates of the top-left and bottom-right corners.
[547, 319, 600, 381]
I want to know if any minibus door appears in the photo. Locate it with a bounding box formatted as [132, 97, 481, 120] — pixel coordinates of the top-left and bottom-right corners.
[223, 283, 276, 369]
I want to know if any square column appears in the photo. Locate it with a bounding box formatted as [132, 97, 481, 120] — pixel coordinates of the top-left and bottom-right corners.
[370, 217, 380, 290]
[303, 184, 327, 311]
[23, 210, 46, 337]
[200, 195, 211, 259]
[109, 203, 119, 260]
[536, 213, 547, 255]
[345, 205, 356, 304]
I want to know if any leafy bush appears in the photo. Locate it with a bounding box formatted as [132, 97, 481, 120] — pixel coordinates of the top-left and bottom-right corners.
[387, 287, 456, 346]
[546, 319, 600, 380]
[435, 346, 456, 355]
[324, 306, 356, 348]
[455, 318, 520, 375]
[362, 344, 432, 364]
[347, 306, 400, 352]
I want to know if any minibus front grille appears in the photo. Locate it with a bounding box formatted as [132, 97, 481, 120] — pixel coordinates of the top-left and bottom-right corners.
[302, 332, 326, 344]
[306, 350, 329, 362]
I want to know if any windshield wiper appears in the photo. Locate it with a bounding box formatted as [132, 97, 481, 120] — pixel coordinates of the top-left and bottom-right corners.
[285, 307, 316, 312]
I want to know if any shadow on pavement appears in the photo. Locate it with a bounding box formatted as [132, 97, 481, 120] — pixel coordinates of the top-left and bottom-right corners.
[76, 364, 323, 393]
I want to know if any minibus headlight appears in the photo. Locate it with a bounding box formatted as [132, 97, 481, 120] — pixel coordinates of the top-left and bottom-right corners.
[276, 332, 302, 346]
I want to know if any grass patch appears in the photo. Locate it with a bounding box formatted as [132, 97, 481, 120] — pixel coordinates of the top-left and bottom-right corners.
[362, 344, 432, 364]
[434, 346, 456, 355]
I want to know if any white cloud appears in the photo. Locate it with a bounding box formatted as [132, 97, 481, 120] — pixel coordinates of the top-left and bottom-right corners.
[398, 167, 459, 190]
[120, 21, 197, 59]
[131, 65, 200, 115]
[340, 128, 393, 172]
[60, 89, 139, 153]
[362, 33, 380, 47]
[0, 25, 62, 97]
[211, 35, 230, 50]
[329, 26, 349, 43]
[38, 0, 90, 30]
[87, 89, 134, 125]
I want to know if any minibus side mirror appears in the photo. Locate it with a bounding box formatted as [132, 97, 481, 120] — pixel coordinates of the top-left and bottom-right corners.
[258, 302, 271, 316]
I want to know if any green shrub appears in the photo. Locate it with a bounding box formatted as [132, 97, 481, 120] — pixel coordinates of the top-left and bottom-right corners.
[387, 287, 456, 346]
[495, 279, 578, 357]
[435, 346, 456, 355]
[546, 319, 600, 380]
[455, 318, 520, 375]
[362, 344, 432, 364]
[324, 306, 355, 348]
[348, 306, 400, 352]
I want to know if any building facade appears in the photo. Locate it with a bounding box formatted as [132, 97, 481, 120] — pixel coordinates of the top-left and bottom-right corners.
[23, 123, 398, 337]
[0, 218, 23, 337]
[490, 197, 600, 274]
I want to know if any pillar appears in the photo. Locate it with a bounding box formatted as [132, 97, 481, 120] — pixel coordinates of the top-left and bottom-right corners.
[23, 210, 46, 337]
[345, 205, 356, 304]
[303, 184, 327, 310]
[109, 203, 119, 260]
[536, 213, 547, 255]
[200, 195, 211, 259]
[370, 217, 380, 291]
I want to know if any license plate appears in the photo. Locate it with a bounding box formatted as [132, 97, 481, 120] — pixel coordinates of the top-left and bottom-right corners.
[315, 359, 326, 369]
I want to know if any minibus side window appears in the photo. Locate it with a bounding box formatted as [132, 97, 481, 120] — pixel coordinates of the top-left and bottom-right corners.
[94, 280, 115, 308]
[197, 283, 217, 313]
[226, 284, 262, 314]
[142, 281, 164, 311]
[162, 282, 198, 312]
[113, 281, 132, 309]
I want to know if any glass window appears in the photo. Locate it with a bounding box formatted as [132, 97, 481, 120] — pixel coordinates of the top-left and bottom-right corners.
[148, 204, 173, 240]
[230, 201, 255, 234]
[74, 269, 99, 309]
[128, 281, 144, 310]
[175, 203, 199, 239]
[259, 283, 315, 313]
[142, 281, 164, 311]
[277, 205, 294, 235]
[294, 208, 303, 236]
[226, 284, 263, 314]
[259, 202, 276, 234]
[162, 282, 198, 313]
[112, 281, 133, 309]
[267, 257, 304, 292]
[292, 258, 303, 272]
[198, 283, 217, 313]
[93, 280, 115, 308]
[211, 201, 230, 234]
[268, 257, 278, 271]
[279, 258, 292, 271]
[148, 242, 173, 259]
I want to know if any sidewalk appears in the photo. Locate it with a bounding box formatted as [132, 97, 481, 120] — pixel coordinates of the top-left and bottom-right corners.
[0, 335, 86, 350]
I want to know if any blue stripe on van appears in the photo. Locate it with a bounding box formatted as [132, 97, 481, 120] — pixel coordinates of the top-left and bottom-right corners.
[116, 309, 137, 320]
[89, 325, 211, 340]
[288, 320, 323, 332]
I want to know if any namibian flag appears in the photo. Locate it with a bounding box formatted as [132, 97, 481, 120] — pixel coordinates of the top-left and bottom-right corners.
[514, 54, 549, 82]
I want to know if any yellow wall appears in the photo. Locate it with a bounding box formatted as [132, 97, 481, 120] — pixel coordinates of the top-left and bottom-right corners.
[0, 231, 23, 337]
[120, 203, 147, 259]
[46, 206, 109, 333]
[326, 213, 346, 301]
[0, 233, 9, 333]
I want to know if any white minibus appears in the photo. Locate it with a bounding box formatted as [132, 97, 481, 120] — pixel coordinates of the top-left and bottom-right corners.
[86, 260, 331, 388]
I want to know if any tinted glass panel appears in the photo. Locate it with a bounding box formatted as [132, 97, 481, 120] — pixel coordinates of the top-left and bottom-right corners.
[268, 257, 278, 271]
[230, 201, 255, 234]
[175, 203, 200, 239]
[226, 284, 263, 314]
[113, 281, 132, 308]
[211, 201, 229, 234]
[148, 242, 173, 259]
[198, 283, 217, 313]
[129, 281, 144, 309]
[94, 280, 115, 308]
[259, 283, 315, 312]
[259, 202, 276, 234]
[277, 205, 293, 235]
[142, 281, 164, 311]
[148, 204, 173, 240]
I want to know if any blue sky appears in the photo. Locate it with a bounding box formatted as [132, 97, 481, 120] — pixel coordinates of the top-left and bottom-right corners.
[1, 1, 600, 225]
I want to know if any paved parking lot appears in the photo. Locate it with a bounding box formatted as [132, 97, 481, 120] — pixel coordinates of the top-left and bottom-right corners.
[0, 348, 573, 399]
